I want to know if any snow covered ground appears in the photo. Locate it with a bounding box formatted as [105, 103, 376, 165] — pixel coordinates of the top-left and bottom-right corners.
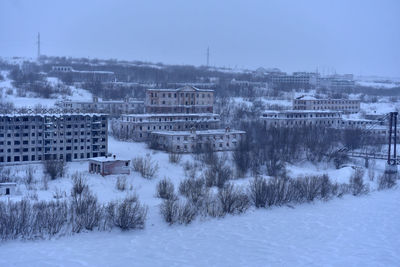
[0, 137, 399, 266]
[0, 186, 399, 266]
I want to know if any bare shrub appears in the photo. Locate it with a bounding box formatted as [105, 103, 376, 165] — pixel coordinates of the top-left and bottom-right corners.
[378, 172, 397, 190]
[33, 200, 68, 236]
[24, 165, 36, 186]
[218, 183, 250, 215]
[168, 153, 182, 164]
[132, 154, 159, 179]
[179, 177, 207, 205]
[116, 176, 127, 191]
[70, 177, 102, 232]
[160, 198, 179, 224]
[156, 178, 176, 200]
[43, 159, 66, 180]
[349, 169, 369, 196]
[204, 159, 232, 188]
[159, 198, 197, 225]
[113, 195, 147, 230]
[248, 176, 268, 208]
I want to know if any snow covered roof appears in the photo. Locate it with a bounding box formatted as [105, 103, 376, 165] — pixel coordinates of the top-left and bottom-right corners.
[147, 85, 214, 92]
[122, 113, 219, 118]
[0, 112, 107, 117]
[152, 129, 246, 136]
[89, 157, 130, 163]
[263, 110, 342, 115]
[295, 95, 317, 100]
[0, 183, 17, 187]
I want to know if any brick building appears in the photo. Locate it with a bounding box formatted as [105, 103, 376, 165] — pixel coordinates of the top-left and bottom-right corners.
[145, 86, 214, 113]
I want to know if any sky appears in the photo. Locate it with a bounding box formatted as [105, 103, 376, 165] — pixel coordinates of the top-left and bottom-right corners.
[0, 0, 399, 77]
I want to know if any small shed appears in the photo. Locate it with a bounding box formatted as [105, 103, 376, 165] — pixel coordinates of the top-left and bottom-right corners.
[89, 156, 130, 176]
[0, 183, 17, 196]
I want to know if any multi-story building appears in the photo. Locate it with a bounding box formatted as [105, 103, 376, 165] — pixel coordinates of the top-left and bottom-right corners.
[145, 85, 214, 113]
[293, 96, 360, 114]
[262, 110, 342, 128]
[117, 113, 220, 141]
[0, 112, 108, 165]
[150, 127, 246, 153]
[269, 72, 319, 88]
[51, 66, 115, 83]
[60, 97, 144, 115]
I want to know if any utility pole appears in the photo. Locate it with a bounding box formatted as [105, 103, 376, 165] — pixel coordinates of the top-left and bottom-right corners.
[37, 32, 41, 59]
[384, 111, 398, 180]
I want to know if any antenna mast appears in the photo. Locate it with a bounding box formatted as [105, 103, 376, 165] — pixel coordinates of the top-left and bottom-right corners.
[206, 46, 209, 67]
[37, 32, 41, 59]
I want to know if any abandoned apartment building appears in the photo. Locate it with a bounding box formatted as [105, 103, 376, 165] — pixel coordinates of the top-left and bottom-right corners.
[0, 112, 108, 165]
[151, 127, 246, 153]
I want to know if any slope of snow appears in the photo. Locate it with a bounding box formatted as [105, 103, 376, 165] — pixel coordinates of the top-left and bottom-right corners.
[0, 187, 399, 266]
[0, 71, 92, 108]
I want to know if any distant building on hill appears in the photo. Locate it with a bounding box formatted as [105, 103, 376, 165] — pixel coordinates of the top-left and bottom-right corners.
[293, 95, 360, 114]
[50, 66, 116, 83]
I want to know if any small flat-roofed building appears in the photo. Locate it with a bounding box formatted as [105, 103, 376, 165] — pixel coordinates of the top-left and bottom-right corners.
[0, 182, 17, 196]
[89, 156, 130, 176]
[150, 127, 246, 153]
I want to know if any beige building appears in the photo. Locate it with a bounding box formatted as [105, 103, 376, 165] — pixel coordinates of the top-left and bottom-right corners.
[293, 96, 360, 114]
[145, 86, 214, 113]
[116, 113, 220, 141]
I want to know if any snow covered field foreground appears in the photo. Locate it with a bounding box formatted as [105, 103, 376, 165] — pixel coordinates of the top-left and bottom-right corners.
[0, 188, 399, 266]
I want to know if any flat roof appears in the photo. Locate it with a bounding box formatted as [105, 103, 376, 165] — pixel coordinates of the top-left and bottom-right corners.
[89, 157, 130, 163]
[152, 129, 245, 136]
[0, 113, 108, 117]
[122, 113, 219, 118]
[263, 110, 342, 114]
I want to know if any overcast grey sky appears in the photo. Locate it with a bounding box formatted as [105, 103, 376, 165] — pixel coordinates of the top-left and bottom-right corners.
[1, 0, 399, 77]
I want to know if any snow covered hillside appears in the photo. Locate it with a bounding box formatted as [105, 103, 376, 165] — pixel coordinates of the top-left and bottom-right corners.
[0, 70, 92, 108]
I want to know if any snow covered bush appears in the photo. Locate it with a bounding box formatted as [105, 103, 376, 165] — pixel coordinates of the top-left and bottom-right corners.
[113, 195, 148, 230]
[156, 178, 176, 200]
[132, 154, 159, 179]
[160, 198, 179, 224]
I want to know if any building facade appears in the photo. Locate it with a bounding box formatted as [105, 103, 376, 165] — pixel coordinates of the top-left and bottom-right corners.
[60, 97, 144, 115]
[293, 96, 360, 114]
[150, 128, 246, 153]
[262, 110, 342, 128]
[0, 113, 108, 165]
[145, 86, 214, 113]
[51, 66, 115, 83]
[117, 113, 220, 141]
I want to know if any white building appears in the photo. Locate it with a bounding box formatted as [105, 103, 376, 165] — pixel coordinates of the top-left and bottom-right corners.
[262, 110, 342, 128]
[293, 95, 360, 114]
[150, 128, 246, 153]
[60, 97, 144, 115]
